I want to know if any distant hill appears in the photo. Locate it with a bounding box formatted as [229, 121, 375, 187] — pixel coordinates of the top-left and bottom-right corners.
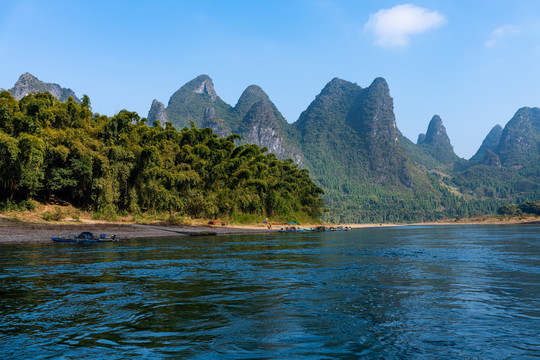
[8, 73, 80, 103]
[449, 107, 540, 202]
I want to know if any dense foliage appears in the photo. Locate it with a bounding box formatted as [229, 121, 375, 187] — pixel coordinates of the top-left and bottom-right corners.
[497, 201, 540, 216]
[0, 91, 324, 221]
[293, 78, 487, 223]
[291, 77, 540, 223]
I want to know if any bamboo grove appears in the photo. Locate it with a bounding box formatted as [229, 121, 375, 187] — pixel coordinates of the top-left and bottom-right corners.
[0, 91, 324, 221]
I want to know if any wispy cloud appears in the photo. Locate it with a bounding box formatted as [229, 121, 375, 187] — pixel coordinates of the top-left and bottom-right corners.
[364, 4, 446, 48]
[485, 25, 520, 48]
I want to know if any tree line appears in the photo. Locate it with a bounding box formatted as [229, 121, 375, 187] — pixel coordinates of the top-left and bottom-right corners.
[497, 201, 540, 216]
[0, 91, 324, 222]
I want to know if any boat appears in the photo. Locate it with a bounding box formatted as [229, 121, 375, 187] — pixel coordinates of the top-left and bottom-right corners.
[277, 224, 351, 233]
[51, 231, 118, 243]
[278, 226, 306, 233]
[324, 226, 352, 231]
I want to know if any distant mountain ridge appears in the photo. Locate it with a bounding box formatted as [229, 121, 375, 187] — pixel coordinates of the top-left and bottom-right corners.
[148, 75, 304, 166]
[147, 74, 539, 222]
[6, 73, 539, 222]
[8, 73, 80, 103]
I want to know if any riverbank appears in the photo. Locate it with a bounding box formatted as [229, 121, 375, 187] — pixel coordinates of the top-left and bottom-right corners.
[0, 219, 279, 244]
[1, 217, 538, 244]
[1, 208, 538, 244]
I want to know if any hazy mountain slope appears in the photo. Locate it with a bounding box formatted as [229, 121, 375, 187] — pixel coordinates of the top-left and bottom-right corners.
[405, 115, 460, 172]
[496, 107, 540, 166]
[451, 107, 540, 201]
[470, 125, 503, 163]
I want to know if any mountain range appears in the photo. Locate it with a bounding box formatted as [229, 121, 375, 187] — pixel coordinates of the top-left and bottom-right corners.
[6, 73, 539, 222]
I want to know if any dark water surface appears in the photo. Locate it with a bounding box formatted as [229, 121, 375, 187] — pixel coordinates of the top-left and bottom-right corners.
[1, 225, 539, 359]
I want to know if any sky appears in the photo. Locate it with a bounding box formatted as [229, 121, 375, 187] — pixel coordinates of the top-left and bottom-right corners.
[1, 0, 540, 159]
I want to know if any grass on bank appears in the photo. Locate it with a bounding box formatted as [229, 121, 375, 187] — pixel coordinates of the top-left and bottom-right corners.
[0, 200, 323, 227]
[1, 200, 538, 228]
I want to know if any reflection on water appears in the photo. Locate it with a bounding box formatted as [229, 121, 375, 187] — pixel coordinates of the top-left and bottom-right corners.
[1, 225, 540, 359]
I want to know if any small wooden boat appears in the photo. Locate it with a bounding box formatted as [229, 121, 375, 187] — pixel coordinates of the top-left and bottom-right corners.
[51, 231, 118, 243]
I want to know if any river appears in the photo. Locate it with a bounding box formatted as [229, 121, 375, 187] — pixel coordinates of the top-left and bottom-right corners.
[1, 225, 539, 359]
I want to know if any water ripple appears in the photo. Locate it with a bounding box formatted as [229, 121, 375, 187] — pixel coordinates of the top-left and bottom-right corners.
[1, 225, 539, 359]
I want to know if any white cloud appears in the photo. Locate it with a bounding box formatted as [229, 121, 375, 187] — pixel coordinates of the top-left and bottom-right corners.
[485, 25, 520, 48]
[364, 4, 446, 48]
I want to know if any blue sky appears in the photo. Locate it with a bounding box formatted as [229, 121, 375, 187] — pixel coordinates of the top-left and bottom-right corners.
[1, 0, 540, 158]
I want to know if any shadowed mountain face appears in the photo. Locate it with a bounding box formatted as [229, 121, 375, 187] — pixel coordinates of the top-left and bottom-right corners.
[416, 115, 459, 166]
[295, 77, 411, 187]
[464, 108, 539, 168]
[422, 115, 451, 146]
[470, 125, 503, 163]
[346, 77, 408, 181]
[496, 107, 540, 166]
[9, 73, 80, 103]
[147, 99, 168, 127]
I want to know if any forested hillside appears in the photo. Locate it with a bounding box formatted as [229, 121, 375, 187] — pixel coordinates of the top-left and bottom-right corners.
[148, 75, 539, 223]
[0, 90, 324, 222]
[293, 78, 506, 223]
[412, 107, 540, 211]
[4, 73, 539, 224]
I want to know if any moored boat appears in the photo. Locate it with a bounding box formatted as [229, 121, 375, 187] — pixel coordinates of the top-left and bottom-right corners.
[51, 231, 118, 243]
[278, 226, 306, 233]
